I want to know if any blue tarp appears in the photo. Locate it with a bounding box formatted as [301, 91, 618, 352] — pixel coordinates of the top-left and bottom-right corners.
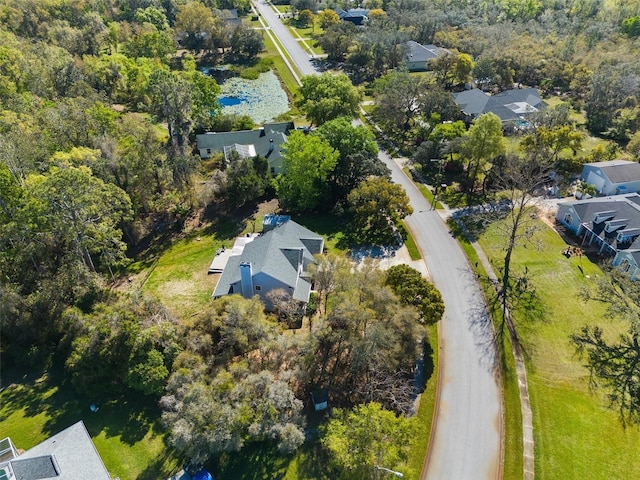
[193, 470, 213, 480]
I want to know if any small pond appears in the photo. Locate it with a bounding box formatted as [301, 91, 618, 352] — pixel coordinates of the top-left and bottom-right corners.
[216, 70, 290, 123]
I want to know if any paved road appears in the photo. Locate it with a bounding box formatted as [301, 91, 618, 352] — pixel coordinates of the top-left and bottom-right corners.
[253, 0, 317, 78]
[256, 9, 503, 478]
[380, 152, 502, 480]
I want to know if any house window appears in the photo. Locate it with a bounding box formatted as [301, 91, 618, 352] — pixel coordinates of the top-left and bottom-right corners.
[563, 213, 572, 225]
[255, 285, 262, 291]
[206, 148, 211, 155]
[270, 167, 275, 174]
[621, 260, 631, 272]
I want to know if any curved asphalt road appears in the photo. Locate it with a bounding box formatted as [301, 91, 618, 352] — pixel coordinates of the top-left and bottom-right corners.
[254, 7, 503, 478]
[381, 153, 502, 480]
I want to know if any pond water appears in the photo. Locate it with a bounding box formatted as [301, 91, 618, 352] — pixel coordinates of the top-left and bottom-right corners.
[219, 96, 245, 107]
[217, 70, 290, 123]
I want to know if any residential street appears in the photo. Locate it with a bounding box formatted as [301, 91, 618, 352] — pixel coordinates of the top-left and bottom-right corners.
[380, 153, 502, 480]
[254, 5, 503, 478]
[253, 0, 317, 78]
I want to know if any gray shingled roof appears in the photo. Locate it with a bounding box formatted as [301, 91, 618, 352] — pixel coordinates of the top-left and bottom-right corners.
[568, 194, 640, 251]
[213, 220, 323, 302]
[453, 87, 545, 122]
[572, 196, 640, 226]
[453, 89, 490, 117]
[585, 160, 640, 184]
[196, 122, 294, 166]
[11, 421, 110, 480]
[405, 41, 446, 64]
[11, 455, 59, 480]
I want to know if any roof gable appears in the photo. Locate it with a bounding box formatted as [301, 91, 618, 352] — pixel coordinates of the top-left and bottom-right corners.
[405, 41, 445, 63]
[454, 87, 545, 121]
[584, 160, 640, 184]
[213, 220, 323, 300]
[196, 122, 294, 163]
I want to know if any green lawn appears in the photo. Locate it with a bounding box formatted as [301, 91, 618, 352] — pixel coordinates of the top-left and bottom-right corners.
[0, 374, 181, 480]
[477, 220, 640, 479]
[141, 218, 241, 317]
[285, 24, 325, 56]
[292, 212, 348, 254]
[261, 33, 300, 94]
[402, 220, 422, 261]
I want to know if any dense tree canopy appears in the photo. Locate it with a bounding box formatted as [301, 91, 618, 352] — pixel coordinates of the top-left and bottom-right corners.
[316, 116, 388, 201]
[322, 402, 415, 479]
[347, 177, 413, 245]
[295, 73, 362, 126]
[277, 131, 338, 212]
[385, 264, 445, 325]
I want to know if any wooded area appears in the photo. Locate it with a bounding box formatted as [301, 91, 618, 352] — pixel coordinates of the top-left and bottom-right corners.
[3, 0, 640, 477]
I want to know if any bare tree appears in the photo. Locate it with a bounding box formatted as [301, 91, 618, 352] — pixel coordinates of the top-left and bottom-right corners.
[490, 153, 551, 334]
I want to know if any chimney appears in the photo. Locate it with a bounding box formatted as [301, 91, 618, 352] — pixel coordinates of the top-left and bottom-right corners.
[239, 262, 254, 298]
[268, 139, 274, 153]
[259, 127, 265, 137]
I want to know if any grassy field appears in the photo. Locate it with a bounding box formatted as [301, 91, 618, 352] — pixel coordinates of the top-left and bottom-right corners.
[285, 24, 324, 56]
[0, 373, 181, 480]
[478, 219, 640, 479]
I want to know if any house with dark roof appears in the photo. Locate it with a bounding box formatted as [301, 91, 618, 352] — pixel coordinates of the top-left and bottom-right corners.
[212, 215, 323, 308]
[196, 122, 294, 174]
[580, 160, 640, 196]
[335, 8, 369, 25]
[0, 421, 110, 480]
[556, 193, 640, 277]
[404, 41, 450, 72]
[453, 87, 545, 125]
[217, 8, 241, 25]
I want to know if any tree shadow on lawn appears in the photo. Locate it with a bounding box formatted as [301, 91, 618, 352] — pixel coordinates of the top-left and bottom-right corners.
[2, 367, 164, 447]
[211, 442, 290, 480]
[136, 447, 184, 480]
[292, 212, 349, 250]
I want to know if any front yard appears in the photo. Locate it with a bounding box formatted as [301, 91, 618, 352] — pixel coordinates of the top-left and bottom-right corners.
[477, 217, 640, 479]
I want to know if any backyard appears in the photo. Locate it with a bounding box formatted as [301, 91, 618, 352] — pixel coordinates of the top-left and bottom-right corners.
[0, 370, 181, 480]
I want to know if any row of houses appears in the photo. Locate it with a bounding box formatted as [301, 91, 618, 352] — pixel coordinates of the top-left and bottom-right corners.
[203, 170, 640, 309]
[196, 87, 547, 174]
[554, 161, 640, 278]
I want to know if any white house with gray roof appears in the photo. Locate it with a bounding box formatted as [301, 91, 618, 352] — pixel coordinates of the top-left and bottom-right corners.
[0, 421, 110, 480]
[212, 215, 323, 308]
[196, 122, 294, 174]
[404, 41, 450, 72]
[580, 160, 640, 196]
